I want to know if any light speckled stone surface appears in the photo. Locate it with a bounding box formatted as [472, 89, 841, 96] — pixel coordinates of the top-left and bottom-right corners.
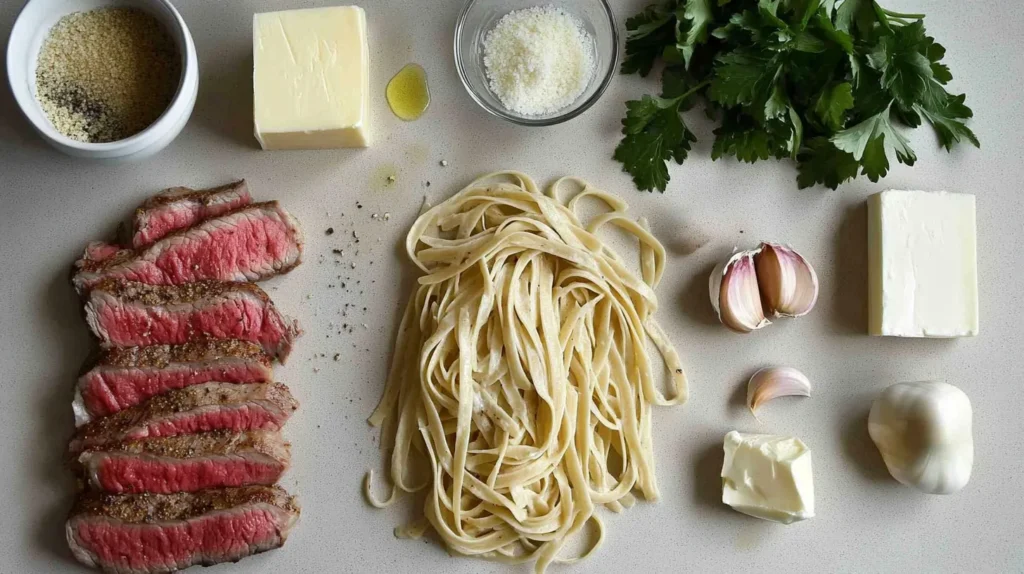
[1, 1, 1021, 572]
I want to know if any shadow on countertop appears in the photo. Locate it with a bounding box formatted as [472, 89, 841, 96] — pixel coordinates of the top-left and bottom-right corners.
[830, 203, 868, 334]
[838, 392, 897, 485]
[30, 266, 93, 568]
[690, 441, 731, 515]
[189, 45, 259, 150]
[679, 261, 720, 328]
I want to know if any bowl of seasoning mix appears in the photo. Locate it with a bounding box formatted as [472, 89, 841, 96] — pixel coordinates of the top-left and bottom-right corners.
[7, 0, 198, 160]
[454, 0, 618, 126]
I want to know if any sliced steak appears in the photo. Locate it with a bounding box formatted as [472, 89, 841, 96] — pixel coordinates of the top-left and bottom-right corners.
[75, 340, 273, 426]
[72, 201, 303, 293]
[84, 279, 300, 361]
[77, 241, 125, 266]
[75, 430, 290, 494]
[133, 180, 251, 248]
[69, 383, 298, 454]
[67, 485, 299, 573]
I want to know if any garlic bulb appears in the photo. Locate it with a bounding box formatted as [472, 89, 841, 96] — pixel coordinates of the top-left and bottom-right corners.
[868, 381, 973, 494]
[709, 242, 817, 332]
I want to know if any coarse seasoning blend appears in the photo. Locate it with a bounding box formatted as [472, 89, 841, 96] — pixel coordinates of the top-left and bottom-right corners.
[35, 8, 181, 143]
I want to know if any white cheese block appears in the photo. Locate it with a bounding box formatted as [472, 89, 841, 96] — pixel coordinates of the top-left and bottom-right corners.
[868, 190, 978, 337]
[253, 6, 369, 150]
[721, 431, 814, 524]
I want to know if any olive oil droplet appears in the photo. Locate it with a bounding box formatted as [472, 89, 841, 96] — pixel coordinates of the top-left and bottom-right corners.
[386, 63, 429, 121]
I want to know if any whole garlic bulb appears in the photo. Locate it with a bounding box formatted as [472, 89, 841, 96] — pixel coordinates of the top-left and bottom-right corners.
[867, 381, 973, 494]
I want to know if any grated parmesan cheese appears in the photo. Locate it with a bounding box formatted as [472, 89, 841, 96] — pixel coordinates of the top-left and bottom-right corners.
[481, 5, 595, 116]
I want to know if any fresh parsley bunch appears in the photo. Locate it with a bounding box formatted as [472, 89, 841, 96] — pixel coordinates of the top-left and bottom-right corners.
[614, 0, 979, 192]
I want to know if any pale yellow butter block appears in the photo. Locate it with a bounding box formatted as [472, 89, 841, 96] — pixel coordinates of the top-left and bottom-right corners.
[721, 431, 814, 524]
[868, 190, 978, 337]
[253, 6, 369, 149]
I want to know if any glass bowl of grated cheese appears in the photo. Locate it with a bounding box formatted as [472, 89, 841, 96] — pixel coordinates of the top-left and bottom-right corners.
[455, 0, 617, 126]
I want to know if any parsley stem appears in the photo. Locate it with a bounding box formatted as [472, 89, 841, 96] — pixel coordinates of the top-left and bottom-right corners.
[668, 79, 712, 104]
[881, 8, 925, 19]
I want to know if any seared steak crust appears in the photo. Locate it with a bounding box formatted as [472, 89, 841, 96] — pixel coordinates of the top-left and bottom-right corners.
[70, 485, 299, 523]
[133, 180, 251, 248]
[69, 382, 298, 453]
[78, 429, 289, 461]
[74, 338, 274, 426]
[87, 339, 269, 370]
[83, 279, 301, 362]
[87, 278, 273, 306]
[75, 430, 291, 494]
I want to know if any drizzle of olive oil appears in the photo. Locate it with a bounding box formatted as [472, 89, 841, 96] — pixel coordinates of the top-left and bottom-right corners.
[386, 63, 429, 121]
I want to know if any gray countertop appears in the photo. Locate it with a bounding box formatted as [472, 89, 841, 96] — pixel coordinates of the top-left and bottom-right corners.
[1, 1, 1021, 572]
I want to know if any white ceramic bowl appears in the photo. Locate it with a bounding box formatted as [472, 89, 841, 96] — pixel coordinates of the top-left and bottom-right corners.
[6, 0, 198, 161]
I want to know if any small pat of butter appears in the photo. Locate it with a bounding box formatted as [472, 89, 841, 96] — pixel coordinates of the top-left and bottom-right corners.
[721, 431, 814, 524]
[253, 6, 369, 150]
[867, 190, 978, 337]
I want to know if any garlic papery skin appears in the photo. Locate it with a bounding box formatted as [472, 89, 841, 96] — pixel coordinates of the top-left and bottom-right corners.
[868, 381, 973, 495]
[709, 251, 769, 333]
[754, 242, 819, 318]
[747, 367, 812, 417]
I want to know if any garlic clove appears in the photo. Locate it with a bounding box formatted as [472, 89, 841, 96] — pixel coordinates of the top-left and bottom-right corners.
[747, 367, 812, 417]
[753, 242, 819, 318]
[709, 251, 770, 333]
[868, 381, 973, 495]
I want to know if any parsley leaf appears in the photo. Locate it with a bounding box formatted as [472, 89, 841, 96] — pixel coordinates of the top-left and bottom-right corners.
[923, 36, 952, 84]
[831, 106, 917, 181]
[835, 0, 875, 36]
[678, 0, 716, 66]
[708, 50, 781, 108]
[797, 137, 860, 188]
[813, 82, 854, 131]
[622, 5, 678, 76]
[614, 95, 697, 192]
[915, 89, 979, 150]
[867, 21, 933, 108]
[712, 112, 793, 162]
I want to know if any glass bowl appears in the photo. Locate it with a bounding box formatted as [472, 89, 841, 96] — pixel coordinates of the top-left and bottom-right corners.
[454, 0, 618, 126]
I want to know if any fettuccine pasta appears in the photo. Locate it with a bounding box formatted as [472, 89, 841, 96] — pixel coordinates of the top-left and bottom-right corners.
[367, 171, 688, 573]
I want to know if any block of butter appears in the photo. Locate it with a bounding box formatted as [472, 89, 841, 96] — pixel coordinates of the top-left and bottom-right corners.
[868, 190, 978, 337]
[253, 6, 369, 150]
[721, 431, 814, 524]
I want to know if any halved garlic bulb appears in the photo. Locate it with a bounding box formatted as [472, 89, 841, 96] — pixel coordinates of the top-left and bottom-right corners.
[709, 251, 769, 333]
[754, 243, 819, 317]
[709, 242, 818, 332]
[747, 367, 812, 417]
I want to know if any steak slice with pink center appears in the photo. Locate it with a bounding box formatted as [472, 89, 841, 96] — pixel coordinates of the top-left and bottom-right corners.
[76, 241, 125, 266]
[75, 340, 273, 426]
[67, 485, 299, 573]
[72, 201, 303, 293]
[132, 180, 252, 248]
[75, 430, 290, 494]
[84, 279, 301, 362]
[69, 383, 298, 454]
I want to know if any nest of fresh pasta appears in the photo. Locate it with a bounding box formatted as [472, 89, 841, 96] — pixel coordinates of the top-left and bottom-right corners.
[367, 172, 688, 573]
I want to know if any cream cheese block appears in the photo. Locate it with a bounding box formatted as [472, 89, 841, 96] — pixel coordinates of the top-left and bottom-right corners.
[868, 190, 978, 337]
[721, 431, 814, 524]
[253, 6, 369, 150]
